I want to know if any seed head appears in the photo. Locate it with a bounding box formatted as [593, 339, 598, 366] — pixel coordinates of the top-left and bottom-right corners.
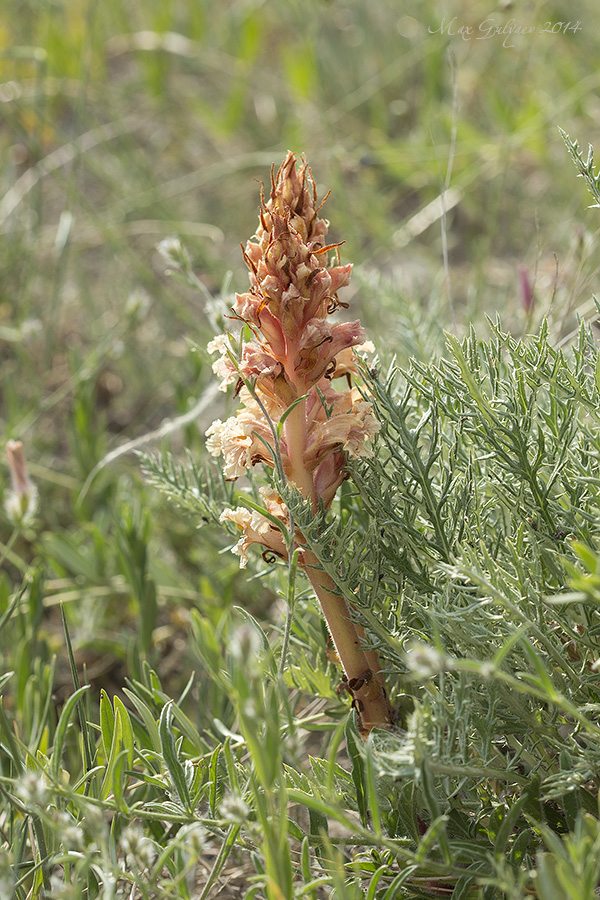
[220, 792, 250, 824]
[15, 770, 49, 808]
[120, 823, 156, 870]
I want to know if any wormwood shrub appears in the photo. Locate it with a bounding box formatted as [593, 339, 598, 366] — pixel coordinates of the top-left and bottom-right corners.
[143, 310, 600, 899]
[147, 147, 600, 897]
[3, 145, 600, 898]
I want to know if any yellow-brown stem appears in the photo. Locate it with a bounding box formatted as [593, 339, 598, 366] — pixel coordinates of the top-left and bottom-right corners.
[353, 621, 390, 695]
[282, 398, 316, 505]
[301, 549, 393, 736]
[279, 379, 392, 735]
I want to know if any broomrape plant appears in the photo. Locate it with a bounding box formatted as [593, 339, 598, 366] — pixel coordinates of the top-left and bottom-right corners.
[204, 152, 393, 735]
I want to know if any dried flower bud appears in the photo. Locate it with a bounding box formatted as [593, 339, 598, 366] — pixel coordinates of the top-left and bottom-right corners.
[4, 440, 38, 524]
[519, 264, 535, 313]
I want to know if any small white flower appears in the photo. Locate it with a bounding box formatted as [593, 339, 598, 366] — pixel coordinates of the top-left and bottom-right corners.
[4, 485, 38, 524]
[15, 770, 49, 808]
[206, 333, 230, 356]
[207, 333, 238, 390]
[120, 824, 156, 870]
[19, 318, 43, 343]
[54, 811, 84, 850]
[205, 417, 254, 479]
[179, 822, 208, 857]
[405, 643, 446, 679]
[156, 236, 190, 271]
[125, 287, 151, 320]
[220, 497, 288, 569]
[479, 661, 495, 679]
[220, 793, 250, 824]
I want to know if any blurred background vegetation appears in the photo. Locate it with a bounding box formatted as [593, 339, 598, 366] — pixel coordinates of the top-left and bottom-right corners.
[1, 0, 599, 728]
[2, 2, 600, 896]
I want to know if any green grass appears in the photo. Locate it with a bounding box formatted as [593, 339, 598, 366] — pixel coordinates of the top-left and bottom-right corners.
[2, 0, 600, 897]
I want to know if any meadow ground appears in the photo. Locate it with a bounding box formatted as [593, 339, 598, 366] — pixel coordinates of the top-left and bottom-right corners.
[2, 1, 600, 897]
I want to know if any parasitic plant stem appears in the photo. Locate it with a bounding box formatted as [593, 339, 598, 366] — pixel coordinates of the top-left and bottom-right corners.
[283, 400, 316, 509]
[206, 152, 393, 735]
[302, 550, 393, 733]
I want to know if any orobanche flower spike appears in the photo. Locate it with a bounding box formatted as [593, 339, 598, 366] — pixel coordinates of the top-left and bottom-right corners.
[207, 152, 393, 735]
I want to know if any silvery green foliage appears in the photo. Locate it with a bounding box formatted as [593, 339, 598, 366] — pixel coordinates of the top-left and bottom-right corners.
[561, 127, 600, 208]
[282, 316, 600, 892]
[139, 449, 235, 527]
[5, 313, 600, 898]
[142, 312, 600, 895]
[332, 322, 600, 742]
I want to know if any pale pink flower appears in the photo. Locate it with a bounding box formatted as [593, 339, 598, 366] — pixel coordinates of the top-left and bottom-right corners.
[207, 334, 238, 390]
[295, 319, 366, 386]
[207, 151, 380, 554]
[330, 342, 375, 380]
[205, 407, 275, 480]
[205, 417, 256, 480]
[220, 488, 290, 568]
[303, 396, 381, 468]
[313, 452, 348, 507]
[238, 344, 283, 384]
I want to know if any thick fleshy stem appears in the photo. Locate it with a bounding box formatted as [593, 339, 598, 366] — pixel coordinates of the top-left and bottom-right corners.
[283, 399, 316, 507]
[301, 550, 393, 734]
[253, 378, 393, 733]
[284, 373, 392, 731]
